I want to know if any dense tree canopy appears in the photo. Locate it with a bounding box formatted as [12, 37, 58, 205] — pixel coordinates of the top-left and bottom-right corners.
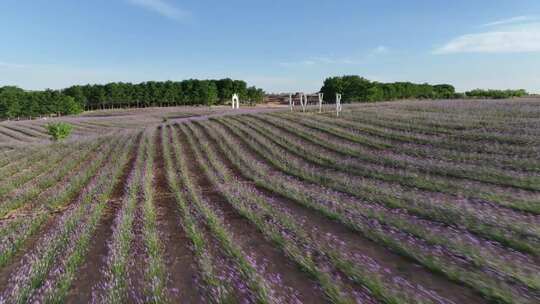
[66, 79, 264, 110]
[0, 86, 83, 119]
[0, 79, 265, 119]
[465, 89, 528, 99]
[320, 76, 458, 102]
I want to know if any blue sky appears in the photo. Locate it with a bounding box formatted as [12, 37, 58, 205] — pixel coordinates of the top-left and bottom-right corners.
[1, 0, 540, 93]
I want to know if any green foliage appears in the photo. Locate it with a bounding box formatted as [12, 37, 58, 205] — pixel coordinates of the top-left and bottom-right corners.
[321, 75, 529, 103]
[0, 87, 84, 119]
[45, 122, 73, 141]
[465, 89, 528, 99]
[0, 79, 264, 119]
[321, 76, 457, 103]
[61, 79, 261, 109]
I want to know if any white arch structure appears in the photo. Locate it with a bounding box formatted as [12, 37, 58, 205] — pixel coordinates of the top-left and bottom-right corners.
[232, 93, 240, 109]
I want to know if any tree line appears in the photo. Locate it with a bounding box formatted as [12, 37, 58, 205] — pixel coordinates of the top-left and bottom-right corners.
[0, 87, 83, 119]
[320, 75, 528, 102]
[0, 79, 265, 119]
[464, 89, 528, 99]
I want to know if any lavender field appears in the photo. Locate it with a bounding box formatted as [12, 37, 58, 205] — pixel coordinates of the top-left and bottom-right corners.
[0, 99, 539, 303]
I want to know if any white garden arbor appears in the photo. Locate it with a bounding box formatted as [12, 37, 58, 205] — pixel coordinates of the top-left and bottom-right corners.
[288, 92, 342, 116]
[231, 93, 240, 109]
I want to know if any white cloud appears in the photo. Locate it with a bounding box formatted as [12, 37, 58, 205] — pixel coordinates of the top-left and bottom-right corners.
[435, 21, 540, 54]
[126, 0, 190, 21]
[0, 62, 28, 69]
[482, 16, 536, 27]
[371, 45, 389, 54]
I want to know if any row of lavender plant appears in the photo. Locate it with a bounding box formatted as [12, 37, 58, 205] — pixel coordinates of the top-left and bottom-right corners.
[202, 119, 540, 294]
[299, 111, 540, 161]
[0, 124, 48, 141]
[344, 102, 538, 133]
[242, 114, 539, 215]
[218, 117, 539, 255]
[0, 133, 135, 303]
[95, 133, 147, 303]
[39, 133, 137, 303]
[206, 118, 537, 303]
[0, 140, 82, 183]
[168, 125, 274, 304]
[186, 121, 490, 304]
[0, 125, 35, 143]
[141, 131, 168, 302]
[183, 122, 405, 304]
[277, 109, 539, 164]
[160, 125, 234, 302]
[263, 112, 539, 187]
[0, 137, 108, 217]
[324, 106, 538, 149]
[0, 146, 35, 170]
[275, 112, 540, 189]
[338, 108, 539, 145]
[0, 140, 91, 199]
[0, 135, 125, 267]
[322, 109, 540, 173]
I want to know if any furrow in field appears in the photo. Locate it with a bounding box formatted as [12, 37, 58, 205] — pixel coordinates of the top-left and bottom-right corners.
[0, 135, 125, 268]
[0, 141, 86, 194]
[0, 134, 134, 303]
[276, 112, 540, 177]
[276, 111, 540, 160]
[0, 126, 34, 143]
[0, 147, 33, 170]
[0, 142, 75, 183]
[11, 123, 50, 137]
[200, 118, 540, 293]
[339, 109, 540, 144]
[289, 111, 540, 173]
[187, 120, 488, 304]
[152, 126, 205, 302]
[175, 124, 328, 304]
[318, 111, 540, 157]
[169, 125, 276, 304]
[206, 118, 538, 304]
[64, 132, 141, 303]
[163, 125, 247, 303]
[244, 114, 540, 215]
[90, 134, 149, 303]
[0, 124, 48, 140]
[218, 117, 540, 255]
[244, 115, 540, 218]
[0, 138, 108, 218]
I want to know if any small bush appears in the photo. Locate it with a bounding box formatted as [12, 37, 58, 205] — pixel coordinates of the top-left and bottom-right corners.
[46, 122, 73, 141]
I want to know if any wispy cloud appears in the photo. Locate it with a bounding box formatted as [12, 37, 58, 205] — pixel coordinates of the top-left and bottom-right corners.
[0, 62, 28, 69]
[482, 16, 537, 27]
[279, 46, 390, 67]
[435, 19, 540, 54]
[126, 0, 190, 21]
[371, 45, 389, 54]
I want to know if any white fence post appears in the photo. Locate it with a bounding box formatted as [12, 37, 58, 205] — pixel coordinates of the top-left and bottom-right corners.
[318, 93, 324, 113]
[289, 93, 294, 111]
[336, 93, 342, 116]
[300, 93, 307, 112]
